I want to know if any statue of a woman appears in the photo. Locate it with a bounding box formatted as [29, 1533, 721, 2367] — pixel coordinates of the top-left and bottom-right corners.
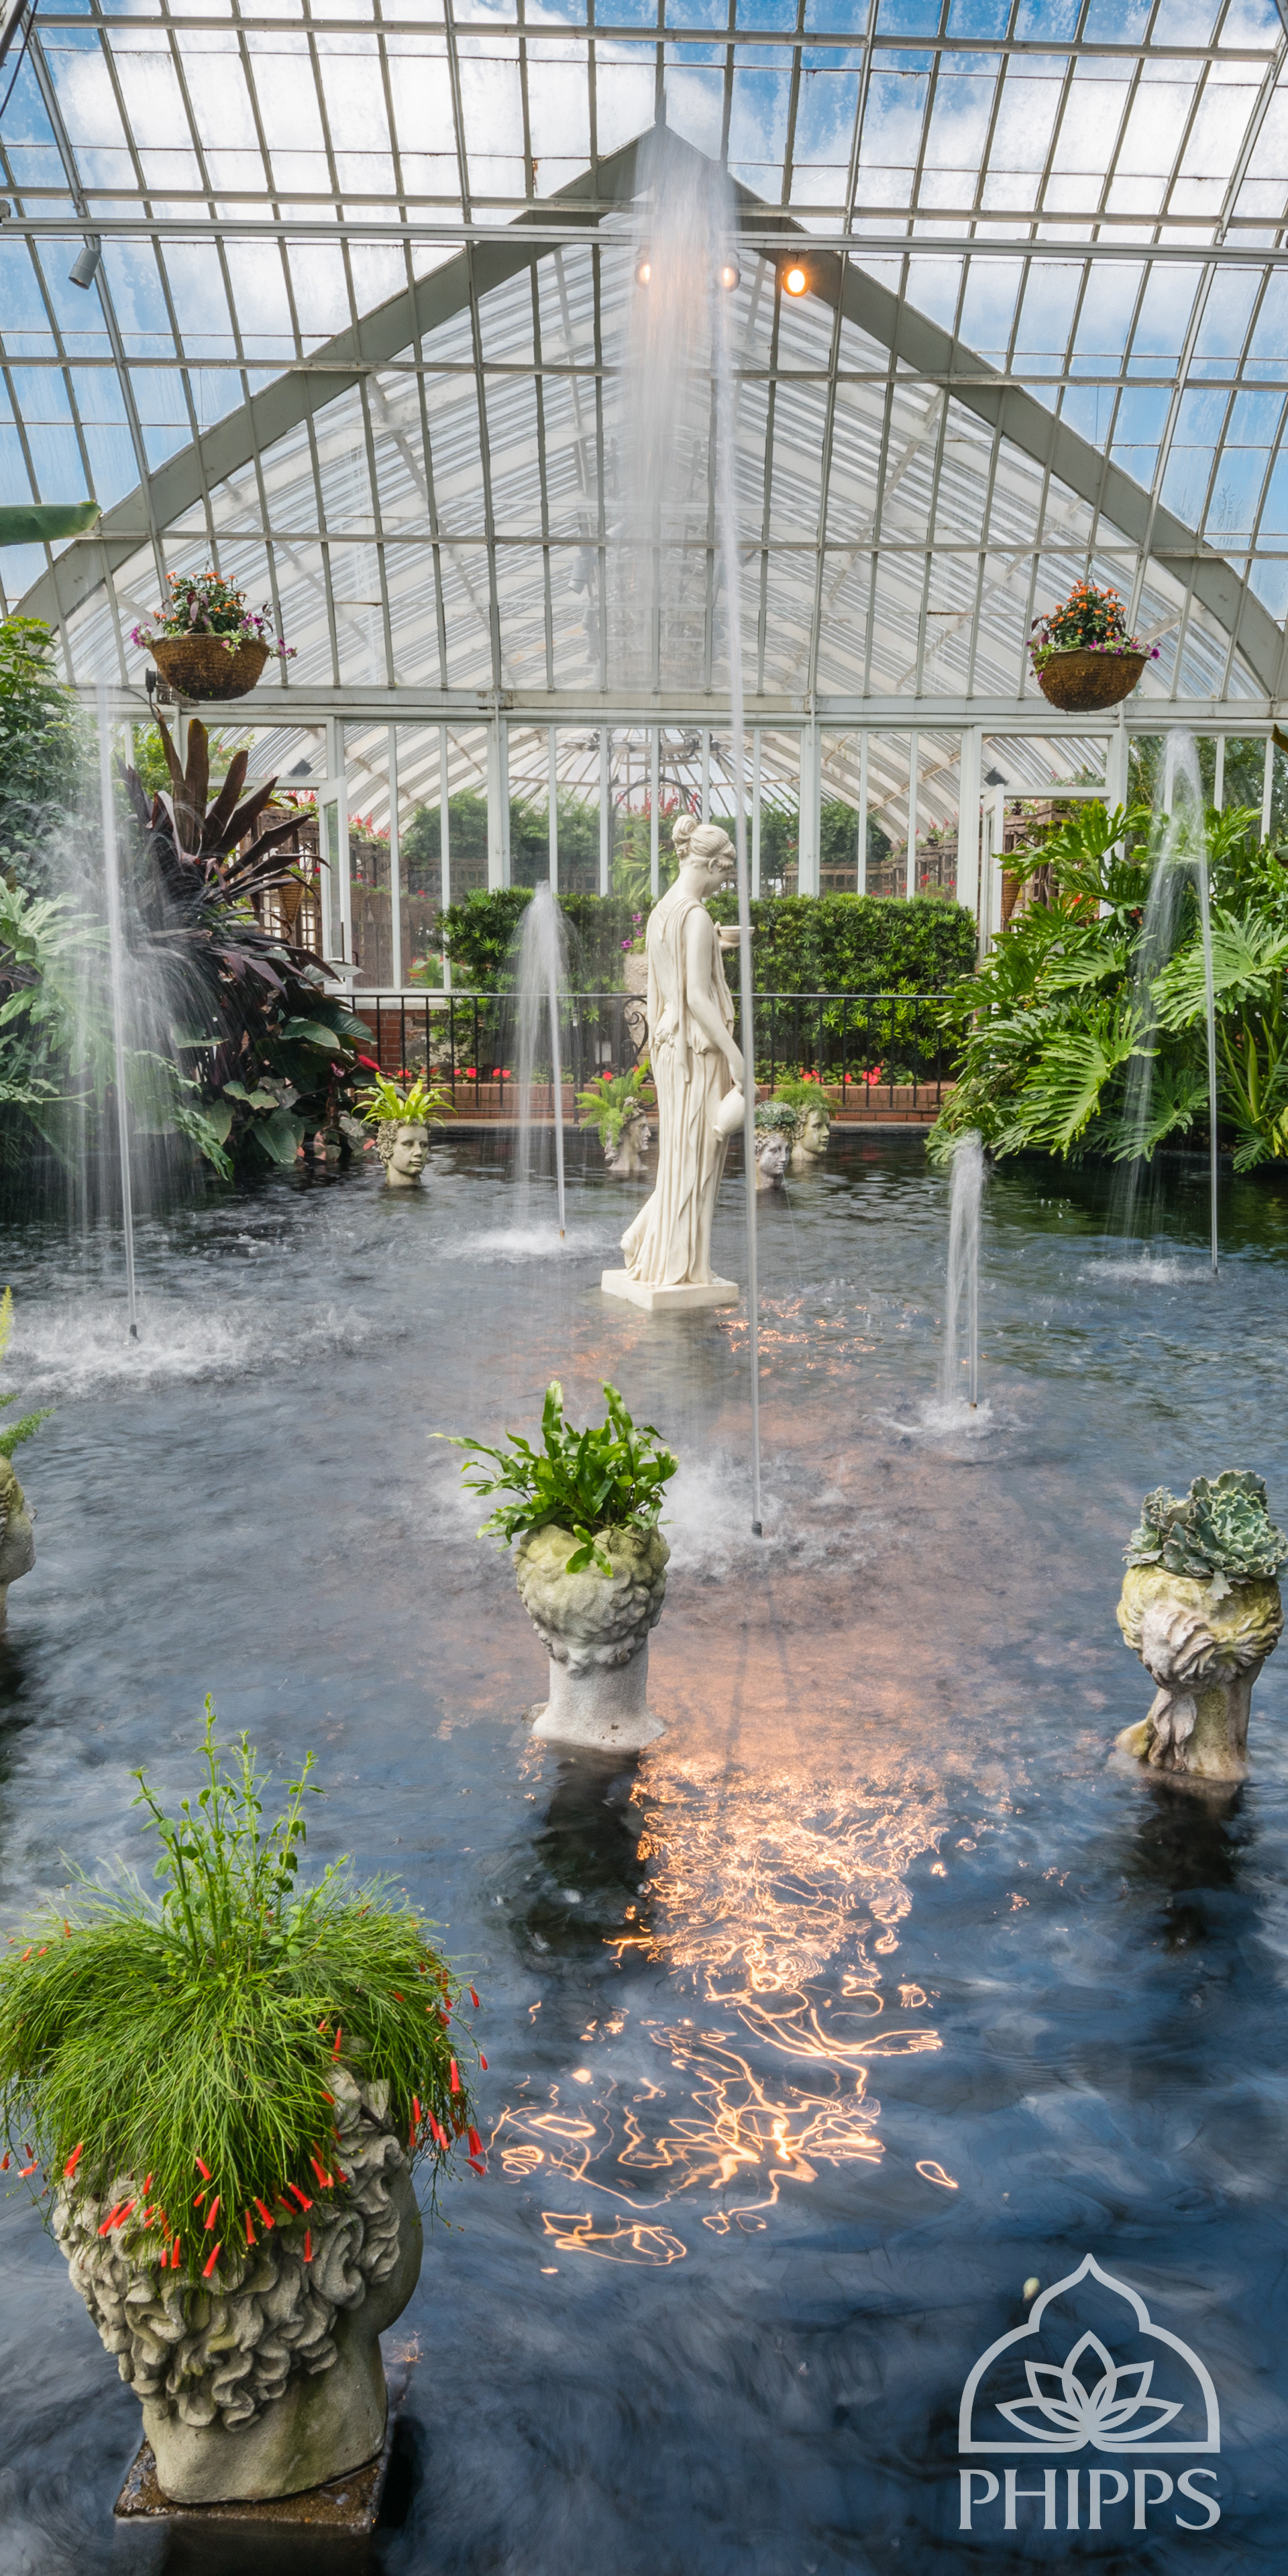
[602, 818, 744, 1312]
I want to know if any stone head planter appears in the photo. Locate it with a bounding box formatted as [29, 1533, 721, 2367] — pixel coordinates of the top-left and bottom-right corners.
[604, 1108, 652, 1178]
[0, 1454, 35, 1628]
[1116, 1565, 1282, 1782]
[53, 2071, 422, 2504]
[376, 1120, 429, 1185]
[754, 1124, 792, 1189]
[790, 1102, 831, 1167]
[517, 1521, 669, 1752]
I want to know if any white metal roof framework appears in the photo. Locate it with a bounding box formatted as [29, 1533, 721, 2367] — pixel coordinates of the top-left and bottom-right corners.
[5, 0, 1288, 870]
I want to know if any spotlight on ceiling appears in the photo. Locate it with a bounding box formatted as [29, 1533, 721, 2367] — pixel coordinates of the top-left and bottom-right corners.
[717, 256, 741, 292]
[288, 759, 312, 779]
[635, 254, 651, 286]
[68, 238, 103, 290]
[782, 262, 808, 297]
[983, 767, 1008, 788]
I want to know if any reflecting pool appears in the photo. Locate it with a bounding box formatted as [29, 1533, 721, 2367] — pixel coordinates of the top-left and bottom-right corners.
[1, 1133, 1287, 2573]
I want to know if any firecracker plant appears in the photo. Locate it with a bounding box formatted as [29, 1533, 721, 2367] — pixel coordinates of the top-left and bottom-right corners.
[0, 1703, 483, 2287]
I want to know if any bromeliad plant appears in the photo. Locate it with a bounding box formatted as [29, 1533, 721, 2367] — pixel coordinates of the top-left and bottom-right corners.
[129, 568, 294, 663]
[445, 1379, 678, 1577]
[0, 1703, 482, 2287]
[1028, 580, 1156, 669]
[356, 1069, 454, 1128]
[1126, 1470, 1288, 1593]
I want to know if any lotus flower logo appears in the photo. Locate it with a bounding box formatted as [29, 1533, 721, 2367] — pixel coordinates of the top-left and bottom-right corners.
[960, 2255, 1220, 2456]
[998, 2333, 1184, 2447]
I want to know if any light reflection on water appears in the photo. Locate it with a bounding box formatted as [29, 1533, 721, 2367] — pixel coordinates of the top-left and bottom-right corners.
[492, 1755, 943, 2258]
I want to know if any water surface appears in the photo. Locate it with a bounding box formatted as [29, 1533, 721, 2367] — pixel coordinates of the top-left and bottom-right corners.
[1, 1134, 1285, 2574]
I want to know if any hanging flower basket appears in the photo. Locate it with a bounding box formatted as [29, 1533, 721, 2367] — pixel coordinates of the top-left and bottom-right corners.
[1032, 647, 1147, 714]
[131, 567, 294, 702]
[148, 634, 270, 700]
[1028, 578, 1156, 714]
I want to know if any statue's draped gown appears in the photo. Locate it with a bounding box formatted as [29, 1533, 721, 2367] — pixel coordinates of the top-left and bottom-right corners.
[621, 881, 736, 1287]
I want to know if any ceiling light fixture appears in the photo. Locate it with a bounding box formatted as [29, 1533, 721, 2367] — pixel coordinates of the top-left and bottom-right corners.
[782, 263, 808, 297]
[68, 238, 103, 290]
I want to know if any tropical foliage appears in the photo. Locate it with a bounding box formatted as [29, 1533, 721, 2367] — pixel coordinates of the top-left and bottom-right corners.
[1126, 1470, 1288, 1587]
[928, 800, 1288, 1172]
[0, 617, 85, 892]
[445, 1379, 678, 1577]
[0, 1290, 51, 1462]
[574, 1064, 654, 1148]
[0, 1705, 481, 2283]
[436, 888, 973, 996]
[121, 718, 370, 1173]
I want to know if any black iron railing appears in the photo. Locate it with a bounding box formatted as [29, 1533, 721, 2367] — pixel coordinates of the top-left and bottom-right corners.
[352, 991, 955, 1113]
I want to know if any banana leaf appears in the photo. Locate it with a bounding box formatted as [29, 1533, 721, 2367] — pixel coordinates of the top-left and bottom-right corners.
[0, 502, 101, 546]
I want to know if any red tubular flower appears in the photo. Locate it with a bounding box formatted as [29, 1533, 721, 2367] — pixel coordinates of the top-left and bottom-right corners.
[244, 2211, 256, 2247]
[253, 2198, 276, 2230]
[202, 2243, 221, 2279]
[171, 2236, 182, 2268]
[19, 1948, 30, 1964]
[195, 2155, 212, 2182]
[449, 2059, 460, 2093]
[309, 2155, 333, 2188]
[193, 2190, 207, 2208]
[470, 1988, 480, 2009]
[480, 2055, 488, 2072]
[321, 2089, 334, 2105]
[332, 2027, 343, 2058]
[286, 2183, 313, 2211]
[0, 2154, 9, 2172]
[468, 2127, 482, 2157]
[303, 2230, 313, 2263]
[204, 2198, 221, 2231]
[468, 2157, 486, 2176]
[99, 2204, 123, 2235]
[64, 2143, 85, 2180]
[412, 2096, 422, 2127]
[113, 2201, 136, 2230]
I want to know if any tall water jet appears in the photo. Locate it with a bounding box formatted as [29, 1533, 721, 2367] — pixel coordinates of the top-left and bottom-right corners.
[1161, 734, 1219, 1276]
[613, 125, 762, 1530]
[96, 690, 139, 1338]
[515, 883, 568, 1238]
[942, 1132, 984, 1412]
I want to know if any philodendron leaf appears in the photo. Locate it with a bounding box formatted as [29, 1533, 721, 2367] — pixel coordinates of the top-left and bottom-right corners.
[278, 1018, 345, 1050]
[256, 1107, 306, 1165]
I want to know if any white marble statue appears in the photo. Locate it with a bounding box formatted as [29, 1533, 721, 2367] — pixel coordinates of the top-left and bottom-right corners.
[602, 818, 745, 1313]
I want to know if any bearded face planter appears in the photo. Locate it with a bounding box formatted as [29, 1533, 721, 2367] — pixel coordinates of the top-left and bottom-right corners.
[0, 1709, 482, 2510]
[1115, 1472, 1287, 1782]
[446, 1380, 677, 1754]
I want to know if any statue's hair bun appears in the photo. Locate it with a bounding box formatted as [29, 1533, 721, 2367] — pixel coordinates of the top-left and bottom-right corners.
[672, 812, 696, 854]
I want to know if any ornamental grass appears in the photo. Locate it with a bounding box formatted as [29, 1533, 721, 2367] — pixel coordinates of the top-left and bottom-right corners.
[0, 1703, 481, 2286]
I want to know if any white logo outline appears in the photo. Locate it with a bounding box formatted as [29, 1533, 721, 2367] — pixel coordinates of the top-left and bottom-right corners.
[959, 2255, 1220, 2457]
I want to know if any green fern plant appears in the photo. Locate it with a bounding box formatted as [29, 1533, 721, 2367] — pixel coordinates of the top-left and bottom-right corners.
[0, 1290, 50, 1462]
[442, 1380, 678, 1578]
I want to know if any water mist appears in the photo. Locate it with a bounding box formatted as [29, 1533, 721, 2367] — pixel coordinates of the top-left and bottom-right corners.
[515, 883, 568, 1238]
[97, 691, 139, 1337]
[942, 1132, 984, 1413]
[615, 127, 762, 1529]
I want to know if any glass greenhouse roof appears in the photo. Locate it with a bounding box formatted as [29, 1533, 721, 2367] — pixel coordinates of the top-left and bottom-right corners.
[3, 0, 1288, 729]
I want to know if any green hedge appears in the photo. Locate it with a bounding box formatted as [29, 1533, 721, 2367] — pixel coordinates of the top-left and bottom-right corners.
[437, 887, 975, 994]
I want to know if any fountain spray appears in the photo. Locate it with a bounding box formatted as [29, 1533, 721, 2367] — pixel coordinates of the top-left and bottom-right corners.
[515, 883, 568, 1238]
[943, 1132, 983, 1413]
[1162, 735, 1218, 1275]
[714, 199, 762, 1533]
[97, 690, 138, 1339]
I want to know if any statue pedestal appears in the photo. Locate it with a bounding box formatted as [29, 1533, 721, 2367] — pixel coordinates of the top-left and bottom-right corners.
[531, 1641, 664, 1752]
[601, 1271, 738, 1313]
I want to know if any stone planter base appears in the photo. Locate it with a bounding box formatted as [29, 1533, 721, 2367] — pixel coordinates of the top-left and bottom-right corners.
[115, 2412, 395, 2530]
[531, 1640, 663, 1752]
[602, 1269, 738, 1312]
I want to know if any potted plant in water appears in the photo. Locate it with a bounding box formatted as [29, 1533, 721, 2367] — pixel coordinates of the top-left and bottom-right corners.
[1028, 579, 1157, 714]
[445, 1381, 676, 1752]
[129, 569, 296, 702]
[771, 1075, 832, 1167]
[0, 1705, 482, 2507]
[356, 1069, 454, 1187]
[575, 1065, 655, 1177]
[1116, 1470, 1287, 1781]
[0, 1289, 51, 1629]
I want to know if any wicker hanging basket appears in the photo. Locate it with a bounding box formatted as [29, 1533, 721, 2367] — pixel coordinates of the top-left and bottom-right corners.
[1032, 648, 1146, 714]
[148, 635, 270, 701]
